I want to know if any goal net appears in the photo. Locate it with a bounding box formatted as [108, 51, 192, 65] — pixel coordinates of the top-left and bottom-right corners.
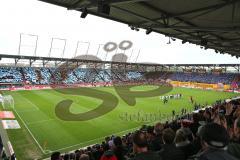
[1, 95, 14, 110]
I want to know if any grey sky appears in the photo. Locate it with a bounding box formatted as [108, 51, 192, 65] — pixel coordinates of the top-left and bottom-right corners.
[0, 0, 239, 64]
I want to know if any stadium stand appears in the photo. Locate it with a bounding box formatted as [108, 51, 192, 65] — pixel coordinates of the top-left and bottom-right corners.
[0, 67, 22, 83]
[170, 72, 236, 84]
[49, 98, 240, 160]
[0, 67, 239, 87]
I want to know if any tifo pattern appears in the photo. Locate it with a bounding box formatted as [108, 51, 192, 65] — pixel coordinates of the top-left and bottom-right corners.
[0, 67, 22, 83]
[0, 67, 239, 86]
[0, 67, 144, 84]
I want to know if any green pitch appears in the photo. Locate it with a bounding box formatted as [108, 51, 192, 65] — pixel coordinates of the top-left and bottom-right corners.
[1, 86, 239, 160]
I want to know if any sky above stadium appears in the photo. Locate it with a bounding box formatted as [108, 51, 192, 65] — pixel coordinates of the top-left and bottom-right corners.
[0, 0, 239, 64]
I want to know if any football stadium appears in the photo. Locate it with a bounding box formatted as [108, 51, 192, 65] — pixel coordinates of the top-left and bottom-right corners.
[0, 0, 240, 160]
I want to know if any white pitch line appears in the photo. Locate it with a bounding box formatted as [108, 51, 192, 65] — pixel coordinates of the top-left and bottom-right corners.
[16, 93, 39, 111]
[13, 108, 47, 154]
[27, 119, 55, 125]
[17, 109, 40, 113]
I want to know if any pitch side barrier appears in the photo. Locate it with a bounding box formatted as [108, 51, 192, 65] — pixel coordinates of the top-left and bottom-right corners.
[170, 81, 240, 93]
[1, 84, 240, 93]
[0, 82, 110, 91]
[0, 80, 165, 91]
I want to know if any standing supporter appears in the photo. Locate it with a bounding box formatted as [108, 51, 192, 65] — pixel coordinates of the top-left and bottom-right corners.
[228, 117, 240, 159]
[113, 136, 127, 160]
[151, 123, 164, 151]
[146, 126, 155, 151]
[100, 143, 117, 160]
[193, 123, 238, 160]
[189, 113, 201, 136]
[80, 154, 90, 160]
[51, 152, 63, 160]
[93, 144, 103, 160]
[131, 130, 161, 160]
[175, 128, 196, 159]
[159, 128, 185, 160]
[63, 154, 70, 160]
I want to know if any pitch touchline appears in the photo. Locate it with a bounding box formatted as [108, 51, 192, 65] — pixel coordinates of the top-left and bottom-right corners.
[16, 92, 39, 110]
[13, 108, 47, 154]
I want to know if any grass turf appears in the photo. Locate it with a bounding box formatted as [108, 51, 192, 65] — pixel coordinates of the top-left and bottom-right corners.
[1, 85, 239, 160]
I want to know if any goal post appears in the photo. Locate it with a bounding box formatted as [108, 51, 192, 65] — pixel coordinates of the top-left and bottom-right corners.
[1, 95, 14, 110]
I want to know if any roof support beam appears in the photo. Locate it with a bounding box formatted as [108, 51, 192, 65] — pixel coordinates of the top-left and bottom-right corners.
[139, 2, 240, 49]
[151, 26, 240, 32]
[68, 0, 149, 10]
[111, 5, 204, 40]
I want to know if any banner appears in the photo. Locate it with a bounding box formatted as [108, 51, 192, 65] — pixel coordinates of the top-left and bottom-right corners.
[0, 111, 15, 119]
[2, 120, 21, 129]
[170, 81, 231, 90]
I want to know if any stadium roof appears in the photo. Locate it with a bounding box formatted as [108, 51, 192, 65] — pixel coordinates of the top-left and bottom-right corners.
[39, 0, 240, 58]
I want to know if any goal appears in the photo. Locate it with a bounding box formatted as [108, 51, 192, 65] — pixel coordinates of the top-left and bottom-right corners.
[1, 95, 14, 110]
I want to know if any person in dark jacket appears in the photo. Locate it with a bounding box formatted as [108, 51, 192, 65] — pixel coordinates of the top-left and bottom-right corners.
[159, 128, 185, 160]
[100, 144, 117, 160]
[175, 128, 196, 159]
[194, 123, 238, 160]
[151, 122, 164, 151]
[228, 117, 240, 159]
[51, 152, 63, 160]
[131, 130, 161, 160]
[189, 113, 201, 136]
[113, 136, 127, 160]
[146, 126, 156, 151]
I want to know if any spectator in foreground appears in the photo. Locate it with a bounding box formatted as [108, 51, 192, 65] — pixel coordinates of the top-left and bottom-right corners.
[151, 122, 164, 151]
[131, 130, 161, 160]
[189, 113, 201, 136]
[228, 117, 240, 159]
[195, 123, 238, 160]
[100, 143, 117, 160]
[175, 128, 196, 159]
[113, 136, 126, 160]
[51, 152, 62, 160]
[80, 154, 89, 160]
[146, 126, 155, 151]
[159, 128, 185, 160]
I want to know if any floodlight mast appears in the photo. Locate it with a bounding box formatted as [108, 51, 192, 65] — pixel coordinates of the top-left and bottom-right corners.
[74, 41, 91, 57]
[96, 44, 104, 57]
[48, 38, 67, 58]
[18, 33, 38, 57]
